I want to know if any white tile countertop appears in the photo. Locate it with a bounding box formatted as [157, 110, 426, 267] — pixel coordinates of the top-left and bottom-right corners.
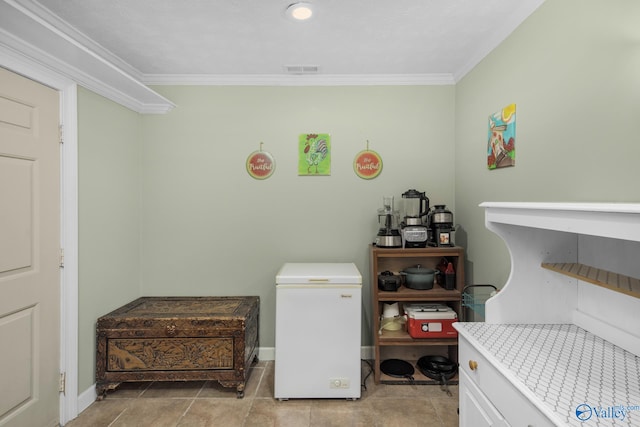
[456, 323, 640, 426]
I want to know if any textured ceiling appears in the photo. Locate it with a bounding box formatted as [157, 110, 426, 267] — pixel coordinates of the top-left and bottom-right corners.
[36, 0, 545, 79]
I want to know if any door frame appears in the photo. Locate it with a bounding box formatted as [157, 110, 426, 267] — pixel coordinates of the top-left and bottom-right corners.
[0, 48, 79, 425]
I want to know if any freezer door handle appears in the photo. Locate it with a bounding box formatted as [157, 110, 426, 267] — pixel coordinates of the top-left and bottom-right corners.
[309, 279, 330, 282]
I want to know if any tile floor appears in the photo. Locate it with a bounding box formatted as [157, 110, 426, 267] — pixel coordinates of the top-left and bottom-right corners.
[66, 360, 459, 427]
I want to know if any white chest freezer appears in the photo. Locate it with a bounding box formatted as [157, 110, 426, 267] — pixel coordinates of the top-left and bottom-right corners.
[274, 263, 362, 400]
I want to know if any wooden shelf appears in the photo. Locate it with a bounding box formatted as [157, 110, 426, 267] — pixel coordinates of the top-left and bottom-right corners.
[541, 262, 640, 299]
[371, 245, 463, 385]
[377, 285, 461, 302]
[373, 246, 465, 258]
[378, 329, 459, 346]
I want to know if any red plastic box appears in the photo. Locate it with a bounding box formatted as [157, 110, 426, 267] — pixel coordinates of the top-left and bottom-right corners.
[404, 304, 458, 339]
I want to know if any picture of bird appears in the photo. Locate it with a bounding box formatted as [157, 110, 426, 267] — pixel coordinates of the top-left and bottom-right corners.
[300, 133, 331, 175]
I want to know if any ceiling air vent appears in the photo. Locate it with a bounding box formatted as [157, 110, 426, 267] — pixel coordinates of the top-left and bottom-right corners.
[284, 65, 320, 75]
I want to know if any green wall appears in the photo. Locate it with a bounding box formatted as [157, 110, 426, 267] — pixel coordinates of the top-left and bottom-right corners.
[139, 85, 455, 347]
[76, 0, 640, 394]
[77, 85, 455, 391]
[77, 87, 142, 391]
[454, 0, 640, 288]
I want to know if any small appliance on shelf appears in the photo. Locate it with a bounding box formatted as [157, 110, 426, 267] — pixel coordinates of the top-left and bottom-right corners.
[404, 303, 458, 339]
[400, 189, 430, 248]
[375, 196, 402, 248]
[428, 204, 455, 247]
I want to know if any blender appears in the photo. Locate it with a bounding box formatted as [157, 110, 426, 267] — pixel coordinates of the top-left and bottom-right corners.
[401, 189, 429, 248]
[375, 196, 402, 248]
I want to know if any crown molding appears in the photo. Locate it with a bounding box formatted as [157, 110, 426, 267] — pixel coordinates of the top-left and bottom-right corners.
[2, 0, 544, 106]
[142, 73, 456, 86]
[0, 0, 175, 114]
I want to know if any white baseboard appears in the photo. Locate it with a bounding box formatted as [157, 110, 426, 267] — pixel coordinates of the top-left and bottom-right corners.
[258, 346, 275, 361]
[73, 346, 375, 419]
[77, 384, 97, 416]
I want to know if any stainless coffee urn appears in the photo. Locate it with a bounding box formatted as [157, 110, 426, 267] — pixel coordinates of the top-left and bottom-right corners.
[428, 205, 454, 247]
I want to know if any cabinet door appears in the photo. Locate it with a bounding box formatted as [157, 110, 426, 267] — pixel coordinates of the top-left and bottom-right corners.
[459, 370, 510, 427]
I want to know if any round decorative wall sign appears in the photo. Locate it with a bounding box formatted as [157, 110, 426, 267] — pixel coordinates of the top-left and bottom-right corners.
[354, 146, 383, 179]
[246, 144, 275, 179]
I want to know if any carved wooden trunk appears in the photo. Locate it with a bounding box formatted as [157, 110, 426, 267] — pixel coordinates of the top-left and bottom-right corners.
[96, 296, 259, 399]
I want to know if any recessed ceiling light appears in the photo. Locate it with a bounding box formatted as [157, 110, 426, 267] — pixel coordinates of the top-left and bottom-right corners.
[286, 2, 314, 21]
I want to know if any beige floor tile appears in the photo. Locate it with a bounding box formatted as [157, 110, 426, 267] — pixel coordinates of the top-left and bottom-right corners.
[69, 361, 459, 427]
[244, 398, 311, 427]
[177, 398, 253, 427]
[65, 398, 129, 427]
[110, 399, 192, 427]
[431, 396, 459, 427]
[369, 397, 443, 427]
[309, 399, 376, 427]
[255, 362, 275, 398]
[243, 365, 263, 397]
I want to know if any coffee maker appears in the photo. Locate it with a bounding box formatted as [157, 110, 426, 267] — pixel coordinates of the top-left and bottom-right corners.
[400, 189, 429, 248]
[375, 196, 402, 248]
[428, 205, 455, 247]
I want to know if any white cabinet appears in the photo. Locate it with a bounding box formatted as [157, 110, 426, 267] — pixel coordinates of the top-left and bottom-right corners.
[458, 334, 553, 427]
[455, 203, 640, 427]
[459, 370, 508, 427]
[459, 334, 509, 427]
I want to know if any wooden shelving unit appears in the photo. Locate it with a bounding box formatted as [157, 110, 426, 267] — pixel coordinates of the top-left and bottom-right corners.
[371, 245, 464, 385]
[541, 262, 640, 299]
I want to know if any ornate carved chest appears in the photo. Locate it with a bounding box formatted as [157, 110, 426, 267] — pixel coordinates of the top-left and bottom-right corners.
[96, 296, 259, 399]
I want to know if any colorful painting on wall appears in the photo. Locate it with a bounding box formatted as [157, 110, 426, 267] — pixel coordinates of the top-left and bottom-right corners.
[299, 133, 331, 175]
[487, 104, 516, 170]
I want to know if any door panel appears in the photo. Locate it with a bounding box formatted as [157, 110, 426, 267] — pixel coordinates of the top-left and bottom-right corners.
[0, 156, 33, 273]
[0, 66, 60, 427]
[0, 307, 35, 416]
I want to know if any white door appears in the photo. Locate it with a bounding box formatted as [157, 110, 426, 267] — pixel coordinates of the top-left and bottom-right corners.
[0, 67, 60, 426]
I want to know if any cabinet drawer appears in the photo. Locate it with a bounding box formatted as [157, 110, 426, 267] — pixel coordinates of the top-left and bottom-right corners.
[459, 336, 495, 388]
[459, 336, 552, 427]
[459, 369, 509, 426]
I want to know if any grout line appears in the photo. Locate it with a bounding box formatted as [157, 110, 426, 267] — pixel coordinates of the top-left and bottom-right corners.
[194, 380, 206, 398]
[252, 365, 267, 399]
[241, 392, 256, 427]
[138, 381, 154, 397]
[177, 398, 197, 425]
[107, 407, 128, 427]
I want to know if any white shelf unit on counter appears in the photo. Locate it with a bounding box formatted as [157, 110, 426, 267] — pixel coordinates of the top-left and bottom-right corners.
[481, 202, 640, 356]
[454, 202, 640, 427]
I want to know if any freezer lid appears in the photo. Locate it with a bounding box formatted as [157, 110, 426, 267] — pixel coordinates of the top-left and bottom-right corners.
[276, 263, 362, 284]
